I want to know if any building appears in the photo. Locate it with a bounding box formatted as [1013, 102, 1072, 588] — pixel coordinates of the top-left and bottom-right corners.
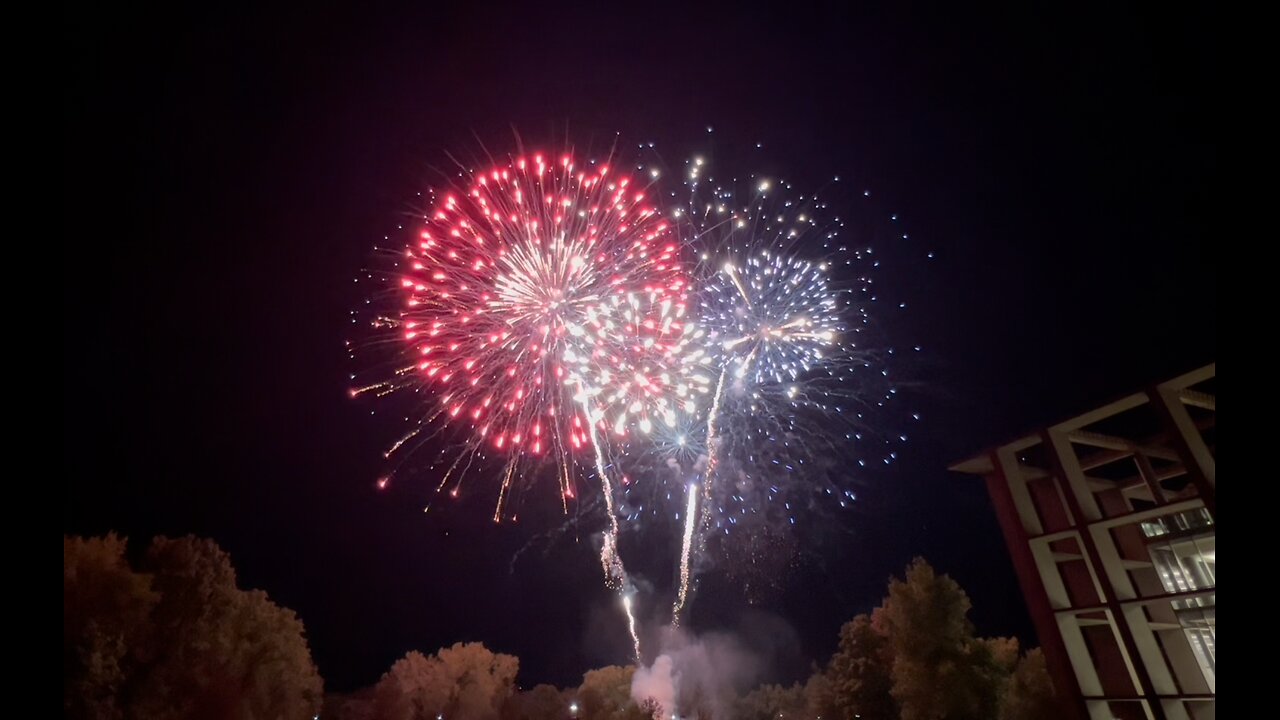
[951, 364, 1215, 720]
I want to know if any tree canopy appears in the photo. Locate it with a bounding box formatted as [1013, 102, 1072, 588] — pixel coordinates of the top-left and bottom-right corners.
[373, 642, 518, 720]
[65, 534, 323, 720]
[67, 540, 1056, 720]
[574, 665, 653, 720]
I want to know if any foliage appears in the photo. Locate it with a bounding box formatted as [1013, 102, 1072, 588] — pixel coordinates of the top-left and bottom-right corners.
[876, 558, 1017, 720]
[373, 642, 518, 720]
[68, 538, 1058, 720]
[342, 557, 1058, 720]
[574, 665, 652, 720]
[64, 534, 323, 720]
[825, 613, 896, 720]
[65, 535, 160, 720]
[735, 682, 806, 720]
[502, 683, 566, 720]
[999, 649, 1061, 720]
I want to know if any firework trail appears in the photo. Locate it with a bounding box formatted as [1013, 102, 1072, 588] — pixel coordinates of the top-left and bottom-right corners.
[564, 288, 710, 657]
[661, 156, 909, 614]
[583, 405, 640, 660]
[671, 478, 702, 623]
[622, 594, 642, 660]
[575, 387, 627, 580]
[673, 345, 753, 623]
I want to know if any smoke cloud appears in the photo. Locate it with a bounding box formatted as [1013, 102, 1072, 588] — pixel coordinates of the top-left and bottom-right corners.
[630, 615, 799, 718]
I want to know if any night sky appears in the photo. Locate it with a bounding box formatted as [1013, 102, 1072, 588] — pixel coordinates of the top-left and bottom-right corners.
[64, 3, 1216, 693]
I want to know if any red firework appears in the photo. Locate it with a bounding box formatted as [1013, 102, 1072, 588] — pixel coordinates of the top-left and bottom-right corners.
[369, 153, 688, 515]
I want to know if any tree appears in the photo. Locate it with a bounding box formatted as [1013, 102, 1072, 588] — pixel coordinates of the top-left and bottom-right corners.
[374, 642, 518, 720]
[825, 614, 895, 720]
[875, 558, 1016, 720]
[65, 534, 159, 720]
[63, 534, 324, 720]
[802, 670, 837, 720]
[783, 558, 1059, 720]
[133, 536, 324, 720]
[734, 683, 805, 720]
[503, 683, 567, 720]
[324, 689, 377, 720]
[574, 665, 650, 720]
[999, 649, 1061, 720]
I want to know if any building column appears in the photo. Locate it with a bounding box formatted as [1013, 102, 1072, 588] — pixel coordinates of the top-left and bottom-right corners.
[1148, 386, 1215, 520]
[986, 449, 1088, 720]
[1042, 430, 1168, 720]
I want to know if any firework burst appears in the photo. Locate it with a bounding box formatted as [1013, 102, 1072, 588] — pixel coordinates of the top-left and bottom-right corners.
[352, 142, 917, 645]
[664, 161, 909, 616]
[354, 153, 687, 521]
[564, 290, 713, 442]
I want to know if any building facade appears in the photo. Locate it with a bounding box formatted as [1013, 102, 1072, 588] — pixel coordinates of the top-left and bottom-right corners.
[951, 364, 1215, 720]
